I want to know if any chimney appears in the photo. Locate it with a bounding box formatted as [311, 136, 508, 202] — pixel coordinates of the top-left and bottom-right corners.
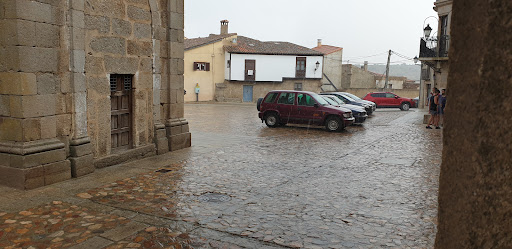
[364, 61, 368, 71]
[317, 39, 322, 47]
[220, 20, 229, 34]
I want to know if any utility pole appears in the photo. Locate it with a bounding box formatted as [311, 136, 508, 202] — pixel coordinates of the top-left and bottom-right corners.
[383, 50, 391, 90]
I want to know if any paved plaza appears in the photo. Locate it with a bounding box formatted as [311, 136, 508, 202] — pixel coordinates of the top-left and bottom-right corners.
[0, 103, 442, 248]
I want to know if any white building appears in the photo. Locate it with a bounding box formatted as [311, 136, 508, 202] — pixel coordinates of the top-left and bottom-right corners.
[224, 36, 323, 82]
[216, 36, 324, 102]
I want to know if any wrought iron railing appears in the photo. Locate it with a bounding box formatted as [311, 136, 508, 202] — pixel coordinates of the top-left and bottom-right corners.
[419, 35, 450, 58]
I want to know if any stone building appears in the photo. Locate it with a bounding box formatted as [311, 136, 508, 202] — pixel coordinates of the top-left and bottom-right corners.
[341, 64, 376, 89]
[0, 0, 190, 189]
[311, 39, 343, 91]
[418, 0, 452, 107]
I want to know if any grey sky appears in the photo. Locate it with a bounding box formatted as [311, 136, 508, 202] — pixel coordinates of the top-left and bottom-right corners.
[184, 0, 438, 65]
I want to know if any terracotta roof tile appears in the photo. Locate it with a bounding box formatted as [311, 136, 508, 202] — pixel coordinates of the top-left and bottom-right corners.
[185, 33, 237, 50]
[312, 45, 343, 55]
[225, 36, 323, 56]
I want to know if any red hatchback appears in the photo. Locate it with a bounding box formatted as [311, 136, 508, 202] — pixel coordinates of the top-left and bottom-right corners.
[257, 90, 355, 132]
[363, 92, 415, 111]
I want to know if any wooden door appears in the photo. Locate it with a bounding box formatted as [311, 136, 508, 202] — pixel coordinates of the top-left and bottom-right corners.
[245, 60, 255, 81]
[110, 75, 132, 150]
[296, 57, 306, 78]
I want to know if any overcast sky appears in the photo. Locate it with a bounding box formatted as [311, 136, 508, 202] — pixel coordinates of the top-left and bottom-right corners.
[184, 0, 438, 65]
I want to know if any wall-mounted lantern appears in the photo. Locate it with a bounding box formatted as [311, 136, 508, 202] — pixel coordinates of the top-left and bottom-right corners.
[424, 24, 433, 39]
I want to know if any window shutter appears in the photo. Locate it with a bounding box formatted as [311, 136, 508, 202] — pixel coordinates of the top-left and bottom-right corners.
[193, 62, 198, 71]
[205, 63, 210, 71]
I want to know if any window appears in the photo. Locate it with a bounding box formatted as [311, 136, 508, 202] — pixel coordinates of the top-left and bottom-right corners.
[297, 93, 316, 106]
[227, 60, 230, 68]
[386, 93, 395, 98]
[277, 92, 295, 105]
[372, 93, 385, 98]
[294, 83, 303, 91]
[193, 62, 210, 71]
[296, 57, 306, 78]
[264, 92, 278, 103]
[421, 68, 431, 80]
[388, 84, 393, 89]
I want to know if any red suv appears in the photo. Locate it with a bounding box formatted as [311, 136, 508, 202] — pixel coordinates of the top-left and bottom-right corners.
[257, 90, 355, 132]
[363, 92, 415, 111]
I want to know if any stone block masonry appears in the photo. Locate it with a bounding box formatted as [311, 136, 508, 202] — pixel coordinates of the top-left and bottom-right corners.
[0, 0, 190, 189]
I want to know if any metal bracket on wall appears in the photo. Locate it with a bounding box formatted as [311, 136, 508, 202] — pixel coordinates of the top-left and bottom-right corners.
[423, 61, 441, 73]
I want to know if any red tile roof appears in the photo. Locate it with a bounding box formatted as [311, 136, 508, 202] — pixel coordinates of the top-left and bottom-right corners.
[224, 36, 324, 56]
[311, 45, 343, 55]
[185, 33, 237, 50]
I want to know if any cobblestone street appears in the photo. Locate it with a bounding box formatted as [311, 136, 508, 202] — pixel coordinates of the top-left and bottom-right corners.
[0, 103, 442, 248]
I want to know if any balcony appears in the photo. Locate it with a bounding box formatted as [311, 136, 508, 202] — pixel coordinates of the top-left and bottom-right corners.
[419, 35, 450, 59]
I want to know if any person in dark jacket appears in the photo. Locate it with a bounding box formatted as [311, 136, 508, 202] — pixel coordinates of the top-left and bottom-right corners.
[426, 88, 440, 129]
[438, 89, 446, 126]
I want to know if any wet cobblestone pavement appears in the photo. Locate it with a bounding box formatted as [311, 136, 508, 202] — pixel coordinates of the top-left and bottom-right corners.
[0, 104, 442, 248]
[0, 202, 128, 248]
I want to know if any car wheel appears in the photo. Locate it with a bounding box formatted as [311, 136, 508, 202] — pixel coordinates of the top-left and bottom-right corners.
[400, 102, 410, 111]
[325, 116, 343, 132]
[264, 113, 280, 128]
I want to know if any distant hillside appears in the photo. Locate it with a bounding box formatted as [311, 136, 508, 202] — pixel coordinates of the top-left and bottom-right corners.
[355, 64, 421, 81]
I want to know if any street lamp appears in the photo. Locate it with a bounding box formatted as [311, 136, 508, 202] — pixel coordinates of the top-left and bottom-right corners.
[423, 24, 433, 38]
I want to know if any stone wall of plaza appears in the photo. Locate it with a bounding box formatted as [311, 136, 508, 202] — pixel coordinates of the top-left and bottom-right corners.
[435, 0, 512, 248]
[342, 64, 376, 89]
[0, 0, 190, 189]
[215, 78, 323, 102]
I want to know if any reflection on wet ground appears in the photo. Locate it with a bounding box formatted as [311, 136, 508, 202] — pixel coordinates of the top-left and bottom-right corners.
[0, 103, 442, 248]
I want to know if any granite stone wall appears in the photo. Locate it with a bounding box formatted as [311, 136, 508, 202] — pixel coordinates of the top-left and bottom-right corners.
[0, 0, 189, 189]
[435, 0, 512, 248]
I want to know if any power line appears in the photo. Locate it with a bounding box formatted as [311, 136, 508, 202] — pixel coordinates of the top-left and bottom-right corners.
[344, 51, 389, 61]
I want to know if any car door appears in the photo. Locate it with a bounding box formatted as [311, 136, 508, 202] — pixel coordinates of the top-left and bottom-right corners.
[297, 93, 322, 125]
[386, 93, 399, 106]
[276, 92, 297, 123]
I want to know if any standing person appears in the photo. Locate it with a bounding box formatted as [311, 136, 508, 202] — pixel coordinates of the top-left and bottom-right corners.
[426, 89, 440, 129]
[438, 89, 446, 127]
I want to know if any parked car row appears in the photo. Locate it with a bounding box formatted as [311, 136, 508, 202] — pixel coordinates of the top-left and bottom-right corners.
[257, 90, 414, 132]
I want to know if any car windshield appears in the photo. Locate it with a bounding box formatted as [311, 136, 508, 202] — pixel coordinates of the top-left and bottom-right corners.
[322, 96, 338, 106]
[312, 94, 329, 106]
[340, 94, 356, 101]
[326, 96, 344, 105]
[343, 93, 361, 100]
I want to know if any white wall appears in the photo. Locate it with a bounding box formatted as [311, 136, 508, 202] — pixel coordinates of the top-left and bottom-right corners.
[226, 53, 323, 81]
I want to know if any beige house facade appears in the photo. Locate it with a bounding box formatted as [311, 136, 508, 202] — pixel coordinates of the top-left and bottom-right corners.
[312, 40, 343, 91]
[184, 31, 237, 102]
[0, 0, 190, 189]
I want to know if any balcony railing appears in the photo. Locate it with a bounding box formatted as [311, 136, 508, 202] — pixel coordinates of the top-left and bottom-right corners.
[419, 35, 450, 58]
